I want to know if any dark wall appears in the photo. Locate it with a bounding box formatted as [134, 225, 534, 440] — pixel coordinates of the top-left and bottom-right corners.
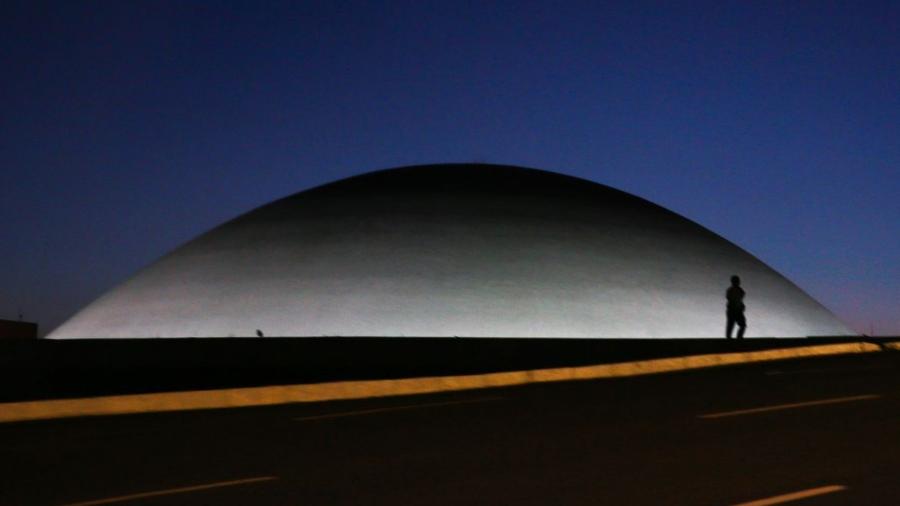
[0, 320, 37, 339]
[0, 336, 884, 403]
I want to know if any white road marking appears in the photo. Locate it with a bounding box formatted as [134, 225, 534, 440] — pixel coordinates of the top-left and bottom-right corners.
[59, 476, 278, 506]
[731, 485, 847, 505]
[699, 394, 881, 419]
[295, 396, 504, 421]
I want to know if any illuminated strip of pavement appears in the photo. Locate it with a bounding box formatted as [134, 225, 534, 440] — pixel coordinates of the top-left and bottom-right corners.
[700, 394, 880, 419]
[295, 396, 504, 421]
[731, 485, 847, 506]
[2, 341, 887, 423]
[59, 476, 278, 506]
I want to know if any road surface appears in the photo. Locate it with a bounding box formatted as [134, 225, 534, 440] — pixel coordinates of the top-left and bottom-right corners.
[2, 351, 898, 505]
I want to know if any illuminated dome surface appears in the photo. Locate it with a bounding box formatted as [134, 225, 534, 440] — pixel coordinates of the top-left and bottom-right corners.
[50, 164, 852, 338]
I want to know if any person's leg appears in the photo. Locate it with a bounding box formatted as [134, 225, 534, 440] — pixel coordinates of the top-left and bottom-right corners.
[737, 313, 746, 339]
[726, 314, 735, 338]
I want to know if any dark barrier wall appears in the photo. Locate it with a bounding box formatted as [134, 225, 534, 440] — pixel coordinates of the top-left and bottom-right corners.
[0, 320, 38, 340]
[0, 337, 882, 403]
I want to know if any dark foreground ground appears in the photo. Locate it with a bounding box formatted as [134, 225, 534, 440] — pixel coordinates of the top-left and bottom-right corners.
[0, 337, 888, 401]
[2, 350, 899, 505]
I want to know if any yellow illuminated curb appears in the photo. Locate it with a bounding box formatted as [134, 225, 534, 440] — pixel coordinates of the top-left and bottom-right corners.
[0, 341, 891, 423]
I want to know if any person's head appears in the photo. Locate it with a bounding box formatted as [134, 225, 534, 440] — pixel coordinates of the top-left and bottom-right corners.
[730, 275, 741, 286]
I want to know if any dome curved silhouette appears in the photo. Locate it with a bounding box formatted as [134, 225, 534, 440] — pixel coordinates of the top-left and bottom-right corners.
[49, 164, 852, 338]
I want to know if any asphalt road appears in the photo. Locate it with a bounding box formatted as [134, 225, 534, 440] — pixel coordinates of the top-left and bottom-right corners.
[2, 351, 899, 505]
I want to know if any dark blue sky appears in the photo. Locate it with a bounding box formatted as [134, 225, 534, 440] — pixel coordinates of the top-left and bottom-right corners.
[2, 1, 897, 336]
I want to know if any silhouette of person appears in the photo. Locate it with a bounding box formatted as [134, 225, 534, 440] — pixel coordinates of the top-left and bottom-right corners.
[726, 275, 746, 339]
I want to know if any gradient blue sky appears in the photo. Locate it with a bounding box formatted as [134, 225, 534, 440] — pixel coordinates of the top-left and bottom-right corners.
[2, 1, 897, 336]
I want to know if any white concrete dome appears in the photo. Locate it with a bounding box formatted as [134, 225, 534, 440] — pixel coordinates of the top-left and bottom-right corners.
[49, 164, 852, 338]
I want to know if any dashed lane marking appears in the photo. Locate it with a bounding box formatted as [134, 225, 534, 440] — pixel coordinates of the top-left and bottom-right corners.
[295, 396, 504, 421]
[731, 485, 847, 505]
[700, 394, 880, 419]
[59, 476, 278, 506]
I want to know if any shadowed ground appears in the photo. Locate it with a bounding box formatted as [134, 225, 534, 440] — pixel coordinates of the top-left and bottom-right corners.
[0, 337, 888, 402]
[1, 350, 898, 505]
